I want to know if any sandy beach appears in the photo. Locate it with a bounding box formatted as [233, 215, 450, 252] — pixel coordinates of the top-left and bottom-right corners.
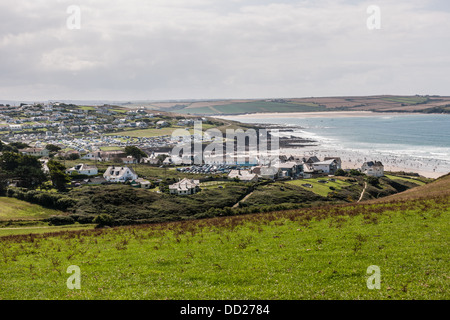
[218, 111, 404, 120]
[280, 146, 449, 179]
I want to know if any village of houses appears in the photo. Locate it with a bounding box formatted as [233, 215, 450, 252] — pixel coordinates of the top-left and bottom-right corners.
[0, 102, 385, 196]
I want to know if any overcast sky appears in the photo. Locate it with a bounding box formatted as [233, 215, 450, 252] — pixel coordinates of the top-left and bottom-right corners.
[0, 0, 449, 102]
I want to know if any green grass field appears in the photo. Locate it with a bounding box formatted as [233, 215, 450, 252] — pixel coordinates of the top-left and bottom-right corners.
[0, 197, 63, 221]
[0, 191, 448, 299]
[105, 124, 216, 138]
[105, 127, 180, 137]
[287, 178, 354, 197]
[0, 224, 95, 237]
[384, 174, 427, 186]
[381, 97, 429, 105]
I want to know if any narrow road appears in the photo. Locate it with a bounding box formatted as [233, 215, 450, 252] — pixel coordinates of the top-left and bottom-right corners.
[233, 191, 254, 208]
[358, 182, 368, 202]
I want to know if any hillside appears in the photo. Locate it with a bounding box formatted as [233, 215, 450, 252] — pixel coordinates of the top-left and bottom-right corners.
[0, 197, 64, 222]
[367, 173, 450, 203]
[136, 95, 450, 115]
[0, 173, 448, 300]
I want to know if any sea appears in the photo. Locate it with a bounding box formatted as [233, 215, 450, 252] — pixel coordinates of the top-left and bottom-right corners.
[220, 113, 450, 177]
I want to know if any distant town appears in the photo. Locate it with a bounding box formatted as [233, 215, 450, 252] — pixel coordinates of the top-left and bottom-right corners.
[0, 102, 393, 196]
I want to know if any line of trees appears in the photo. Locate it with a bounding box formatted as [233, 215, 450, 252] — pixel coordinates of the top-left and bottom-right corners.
[0, 149, 71, 194]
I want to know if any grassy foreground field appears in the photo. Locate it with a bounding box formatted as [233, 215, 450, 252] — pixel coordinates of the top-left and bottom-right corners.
[0, 175, 449, 300]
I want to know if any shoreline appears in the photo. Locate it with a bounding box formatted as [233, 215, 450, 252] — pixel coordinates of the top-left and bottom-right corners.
[217, 110, 418, 120]
[279, 147, 448, 179]
[214, 114, 450, 179]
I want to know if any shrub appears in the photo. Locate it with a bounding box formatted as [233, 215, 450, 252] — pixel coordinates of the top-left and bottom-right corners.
[47, 216, 75, 226]
[56, 197, 77, 211]
[367, 176, 380, 186]
[93, 214, 114, 227]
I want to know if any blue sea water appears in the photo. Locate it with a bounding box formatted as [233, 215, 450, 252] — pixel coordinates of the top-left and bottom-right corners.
[222, 113, 450, 175]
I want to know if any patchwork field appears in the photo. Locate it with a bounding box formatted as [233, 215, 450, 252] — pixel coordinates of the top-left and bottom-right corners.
[142, 95, 450, 115]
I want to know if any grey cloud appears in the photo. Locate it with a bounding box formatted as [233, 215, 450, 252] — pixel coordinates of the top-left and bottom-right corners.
[0, 0, 449, 101]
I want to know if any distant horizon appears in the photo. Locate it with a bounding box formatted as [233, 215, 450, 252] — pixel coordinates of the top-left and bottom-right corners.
[1, 93, 449, 106]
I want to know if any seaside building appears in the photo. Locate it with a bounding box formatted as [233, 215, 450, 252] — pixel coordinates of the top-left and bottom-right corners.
[361, 161, 384, 177]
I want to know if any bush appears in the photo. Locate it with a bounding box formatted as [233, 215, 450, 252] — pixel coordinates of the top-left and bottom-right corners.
[367, 176, 380, 186]
[93, 214, 114, 227]
[34, 192, 58, 207]
[349, 169, 364, 176]
[56, 197, 77, 211]
[47, 215, 75, 226]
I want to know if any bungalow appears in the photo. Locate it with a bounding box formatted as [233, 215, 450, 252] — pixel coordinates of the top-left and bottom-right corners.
[169, 178, 200, 195]
[66, 163, 98, 176]
[19, 148, 49, 157]
[82, 176, 107, 185]
[228, 169, 258, 182]
[103, 166, 138, 183]
[131, 178, 152, 189]
[361, 161, 384, 177]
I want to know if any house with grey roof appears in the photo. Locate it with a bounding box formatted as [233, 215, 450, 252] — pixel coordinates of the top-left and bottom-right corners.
[361, 161, 384, 177]
[103, 166, 138, 183]
[169, 178, 200, 195]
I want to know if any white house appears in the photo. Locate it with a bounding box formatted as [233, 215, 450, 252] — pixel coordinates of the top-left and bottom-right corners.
[361, 161, 384, 177]
[9, 124, 22, 131]
[311, 159, 338, 174]
[156, 120, 169, 127]
[169, 178, 200, 195]
[66, 164, 98, 176]
[81, 151, 102, 161]
[19, 148, 49, 157]
[103, 166, 138, 182]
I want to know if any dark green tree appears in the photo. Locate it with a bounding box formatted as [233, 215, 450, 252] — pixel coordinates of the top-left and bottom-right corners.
[47, 160, 71, 191]
[0, 151, 47, 188]
[45, 144, 61, 153]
